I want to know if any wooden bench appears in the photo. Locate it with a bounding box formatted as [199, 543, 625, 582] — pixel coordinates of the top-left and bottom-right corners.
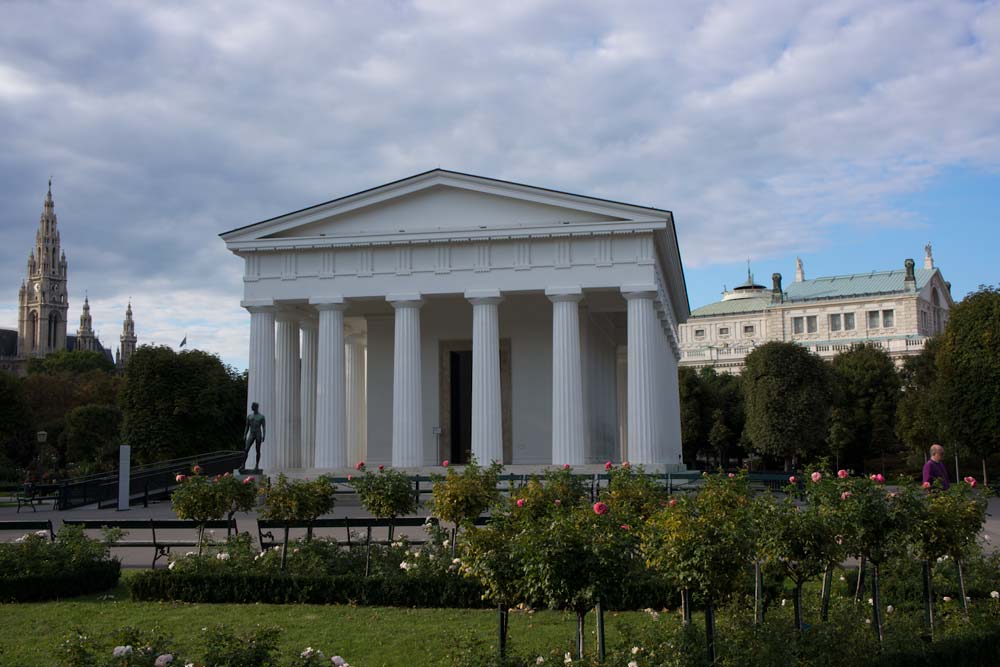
[16, 484, 61, 513]
[0, 519, 56, 542]
[61, 519, 235, 568]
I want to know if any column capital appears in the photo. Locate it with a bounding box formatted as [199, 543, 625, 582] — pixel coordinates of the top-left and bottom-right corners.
[620, 284, 658, 300]
[310, 296, 348, 311]
[465, 288, 503, 306]
[274, 310, 302, 323]
[545, 286, 583, 303]
[387, 293, 424, 308]
[241, 299, 276, 313]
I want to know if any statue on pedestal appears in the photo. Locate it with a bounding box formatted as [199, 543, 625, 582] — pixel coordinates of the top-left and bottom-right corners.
[243, 402, 266, 473]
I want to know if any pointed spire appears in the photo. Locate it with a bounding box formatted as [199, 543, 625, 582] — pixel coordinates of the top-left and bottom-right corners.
[924, 242, 934, 270]
[795, 257, 805, 283]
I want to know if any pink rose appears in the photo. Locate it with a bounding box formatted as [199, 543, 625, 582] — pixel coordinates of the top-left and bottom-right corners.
[788, 476, 797, 484]
[562, 464, 570, 470]
[442, 460, 449, 467]
[841, 491, 852, 500]
[669, 499, 677, 507]
[922, 481, 931, 489]
[554, 499, 561, 506]
[223, 472, 231, 478]
[355, 461, 365, 471]
[620, 524, 631, 531]
[875, 474, 885, 483]
[242, 476, 254, 484]
[347, 474, 353, 481]
[593, 502, 608, 515]
[516, 498, 525, 508]
[214, 474, 221, 482]
[622, 461, 631, 469]
[727, 473, 735, 479]
[175, 474, 186, 483]
[192, 465, 202, 474]
[965, 476, 977, 487]
[604, 461, 613, 471]
[838, 469, 848, 479]
[378, 464, 385, 472]
[811, 472, 822, 483]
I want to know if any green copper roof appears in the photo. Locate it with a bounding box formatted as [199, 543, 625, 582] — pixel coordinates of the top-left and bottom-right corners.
[689, 268, 938, 319]
[690, 296, 772, 317]
[784, 268, 935, 302]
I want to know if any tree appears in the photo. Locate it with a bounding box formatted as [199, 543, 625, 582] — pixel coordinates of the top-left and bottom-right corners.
[119, 346, 247, 462]
[829, 344, 901, 472]
[896, 337, 944, 464]
[742, 342, 831, 470]
[678, 366, 709, 464]
[936, 286, 1000, 486]
[29, 349, 115, 375]
[678, 367, 746, 467]
[64, 404, 123, 471]
[0, 371, 33, 475]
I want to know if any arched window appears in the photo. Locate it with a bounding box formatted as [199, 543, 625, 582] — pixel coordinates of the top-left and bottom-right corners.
[28, 311, 38, 352]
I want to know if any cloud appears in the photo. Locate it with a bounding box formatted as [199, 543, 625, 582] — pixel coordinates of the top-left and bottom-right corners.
[1, 0, 998, 368]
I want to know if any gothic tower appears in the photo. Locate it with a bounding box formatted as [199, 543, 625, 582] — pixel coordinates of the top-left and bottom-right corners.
[117, 301, 137, 369]
[17, 180, 69, 356]
[76, 295, 96, 352]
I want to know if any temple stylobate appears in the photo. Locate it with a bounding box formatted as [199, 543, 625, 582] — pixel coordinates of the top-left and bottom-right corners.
[220, 169, 690, 471]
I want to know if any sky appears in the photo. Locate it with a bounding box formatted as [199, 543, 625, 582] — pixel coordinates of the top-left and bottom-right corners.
[1, 0, 998, 371]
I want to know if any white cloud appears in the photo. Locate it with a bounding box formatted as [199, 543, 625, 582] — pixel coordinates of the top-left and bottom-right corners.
[1, 0, 998, 368]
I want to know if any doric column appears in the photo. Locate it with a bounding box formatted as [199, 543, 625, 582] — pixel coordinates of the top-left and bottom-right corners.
[622, 286, 659, 464]
[312, 298, 348, 468]
[299, 318, 319, 468]
[345, 333, 368, 466]
[546, 287, 585, 465]
[274, 312, 302, 469]
[389, 293, 424, 467]
[243, 300, 275, 470]
[466, 289, 503, 464]
[616, 345, 628, 461]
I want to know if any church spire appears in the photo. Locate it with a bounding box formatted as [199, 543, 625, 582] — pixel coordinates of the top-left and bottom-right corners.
[118, 300, 137, 370]
[18, 180, 69, 356]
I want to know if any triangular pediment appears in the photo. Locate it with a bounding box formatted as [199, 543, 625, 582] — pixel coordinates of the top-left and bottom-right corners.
[220, 170, 668, 244]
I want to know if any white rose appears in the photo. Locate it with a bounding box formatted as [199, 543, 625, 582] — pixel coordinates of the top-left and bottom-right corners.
[991, 591, 999, 599]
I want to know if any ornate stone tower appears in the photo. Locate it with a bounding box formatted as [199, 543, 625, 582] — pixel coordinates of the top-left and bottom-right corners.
[17, 180, 69, 356]
[117, 301, 137, 369]
[76, 295, 96, 352]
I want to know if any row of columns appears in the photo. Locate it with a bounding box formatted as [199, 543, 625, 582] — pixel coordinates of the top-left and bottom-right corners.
[245, 284, 666, 469]
[244, 300, 366, 471]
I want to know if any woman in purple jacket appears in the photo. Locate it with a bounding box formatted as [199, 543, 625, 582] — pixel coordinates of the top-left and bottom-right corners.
[922, 443, 950, 490]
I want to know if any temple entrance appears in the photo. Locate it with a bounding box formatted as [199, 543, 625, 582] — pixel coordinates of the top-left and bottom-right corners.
[439, 339, 513, 465]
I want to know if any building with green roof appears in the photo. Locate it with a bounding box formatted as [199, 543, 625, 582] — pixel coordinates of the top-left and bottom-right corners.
[679, 245, 953, 373]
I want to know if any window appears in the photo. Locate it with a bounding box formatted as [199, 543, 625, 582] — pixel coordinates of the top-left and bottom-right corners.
[844, 312, 856, 331]
[792, 317, 804, 334]
[743, 325, 755, 337]
[868, 311, 880, 329]
[806, 315, 818, 333]
[882, 309, 894, 328]
[829, 314, 842, 332]
[694, 329, 705, 339]
[719, 327, 729, 337]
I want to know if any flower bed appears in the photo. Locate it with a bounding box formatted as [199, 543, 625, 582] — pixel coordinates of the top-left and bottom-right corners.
[0, 525, 121, 601]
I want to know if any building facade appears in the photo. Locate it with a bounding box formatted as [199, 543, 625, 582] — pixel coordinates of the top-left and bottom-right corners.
[679, 247, 952, 374]
[222, 169, 690, 472]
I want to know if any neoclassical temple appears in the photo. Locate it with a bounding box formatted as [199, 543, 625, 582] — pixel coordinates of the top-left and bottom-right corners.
[221, 170, 689, 471]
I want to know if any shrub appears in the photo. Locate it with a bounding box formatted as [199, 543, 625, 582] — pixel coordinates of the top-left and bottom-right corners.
[0, 525, 121, 601]
[599, 463, 669, 525]
[258, 474, 337, 525]
[349, 464, 417, 519]
[202, 625, 281, 667]
[431, 458, 503, 527]
[172, 469, 258, 552]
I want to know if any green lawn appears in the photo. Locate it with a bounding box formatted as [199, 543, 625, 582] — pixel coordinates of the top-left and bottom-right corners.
[0, 576, 648, 666]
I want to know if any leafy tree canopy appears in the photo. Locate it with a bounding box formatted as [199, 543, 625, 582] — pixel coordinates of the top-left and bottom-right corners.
[28, 349, 114, 375]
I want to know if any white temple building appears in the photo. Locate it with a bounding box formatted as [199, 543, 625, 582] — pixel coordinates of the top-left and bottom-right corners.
[221, 170, 689, 472]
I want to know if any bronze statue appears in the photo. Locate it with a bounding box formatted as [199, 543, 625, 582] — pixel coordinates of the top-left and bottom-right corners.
[243, 402, 266, 471]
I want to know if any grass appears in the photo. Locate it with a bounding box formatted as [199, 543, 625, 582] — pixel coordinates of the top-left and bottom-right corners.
[0, 574, 650, 667]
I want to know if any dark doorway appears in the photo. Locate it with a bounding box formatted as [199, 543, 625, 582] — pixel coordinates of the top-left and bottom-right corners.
[449, 350, 473, 463]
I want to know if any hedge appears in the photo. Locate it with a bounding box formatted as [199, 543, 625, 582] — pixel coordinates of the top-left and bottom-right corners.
[0, 560, 121, 602]
[127, 569, 679, 609]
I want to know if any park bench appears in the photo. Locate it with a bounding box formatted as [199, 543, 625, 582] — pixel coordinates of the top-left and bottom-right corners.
[16, 483, 62, 513]
[61, 518, 235, 568]
[0, 519, 56, 542]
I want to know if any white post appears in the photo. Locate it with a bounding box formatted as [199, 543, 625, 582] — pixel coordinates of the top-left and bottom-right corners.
[243, 301, 275, 470]
[274, 313, 302, 469]
[466, 289, 504, 464]
[117, 445, 131, 511]
[389, 294, 424, 467]
[546, 287, 585, 465]
[313, 299, 348, 468]
[622, 286, 660, 464]
[300, 319, 319, 469]
[345, 333, 368, 465]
